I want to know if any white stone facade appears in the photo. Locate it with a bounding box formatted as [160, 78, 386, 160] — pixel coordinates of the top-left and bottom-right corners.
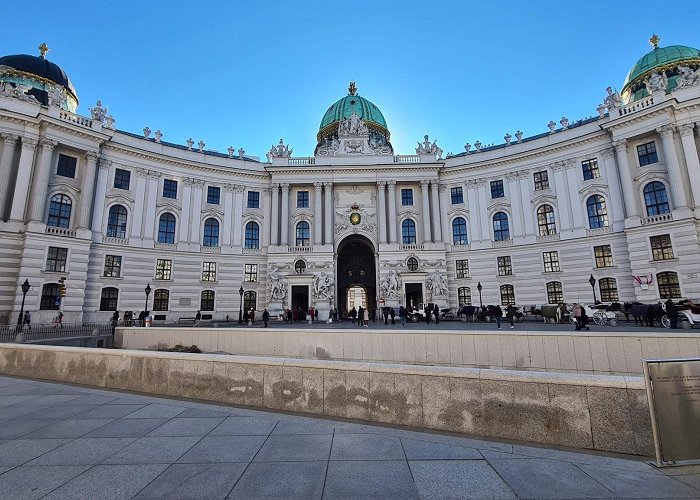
[1, 51, 700, 325]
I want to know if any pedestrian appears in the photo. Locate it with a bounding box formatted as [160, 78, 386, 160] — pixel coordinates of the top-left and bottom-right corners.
[424, 304, 431, 324]
[390, 307, 395, 324]
[399, 306, 407, 326]
[111, 310, 119, 327]
[572, 303, 582, 331]
[350, 306, 357, 325]
[363, 307, 369, 327]
[194, 310, 201, 327]
[23, 312, 31, 331]
[433, 304, 440, 324]
[314, 309, 318, 321]
[262, 308, 270, 327]
[384, 306, 389, 325]
[506, 305, 516, 329]
[493, 305, 503, 329]
[580, 307, 590, 331]
[357, 306, 364, 328]
[665, 298, 678, 329]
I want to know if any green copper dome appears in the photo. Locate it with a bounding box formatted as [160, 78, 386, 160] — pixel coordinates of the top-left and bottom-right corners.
[319, 82, 387, 131]
[623, 44, 700, 87]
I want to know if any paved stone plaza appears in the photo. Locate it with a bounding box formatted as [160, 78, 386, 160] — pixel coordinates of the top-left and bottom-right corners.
[0, 375, 699, 499]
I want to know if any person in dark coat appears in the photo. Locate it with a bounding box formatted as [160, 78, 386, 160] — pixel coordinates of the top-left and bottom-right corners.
[262, 308, 270, 327]
[350, 307, 357, 325]
[424, 304, 431, 324]
[493, 305, 503, 329]
[665, 299, 678, 329]
[399, 306, 407, 326]
[506, 305, 516, 329]
[23, 312, 31, 330]
[433, 304, 440, 324]
[357, 307, 364, 328]
[389, 307, 396, 324]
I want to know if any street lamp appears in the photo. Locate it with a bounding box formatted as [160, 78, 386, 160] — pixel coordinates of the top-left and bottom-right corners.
[238, 285, 244, 324]
[144, 283, 151, 313]
[589, 274, 598, 305]
[16, 279, 30, 330]
[477, 282, 483, 318]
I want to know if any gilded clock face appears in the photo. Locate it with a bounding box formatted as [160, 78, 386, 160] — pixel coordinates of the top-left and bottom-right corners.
[350, 212, 361, 225]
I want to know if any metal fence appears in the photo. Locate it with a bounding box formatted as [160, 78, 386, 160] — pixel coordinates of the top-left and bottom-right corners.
[0, 322, 114, 347]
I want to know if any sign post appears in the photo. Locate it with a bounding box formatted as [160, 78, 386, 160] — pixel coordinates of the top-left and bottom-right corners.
[644, 358, 700, 467]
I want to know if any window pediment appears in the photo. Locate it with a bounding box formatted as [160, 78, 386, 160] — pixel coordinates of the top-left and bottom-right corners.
[48, 181, 80, 197]
[530, 193, 557, 206]
[105, 192, 135, 206]
[578, 183, 608, 198]
[634, 167, 667, 184]
[157, 198, 181, 212]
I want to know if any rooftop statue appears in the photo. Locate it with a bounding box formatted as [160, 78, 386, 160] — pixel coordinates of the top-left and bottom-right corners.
[266, 139, 292, 160]
[645, 72, 668, 93]
[416, 135, 443, 159]
[90, 100, 107, 121]
[603, 87, 622, 109]
[676, 66, 700, 88]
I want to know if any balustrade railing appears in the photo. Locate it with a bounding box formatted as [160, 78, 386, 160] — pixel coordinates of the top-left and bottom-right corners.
[393, 155, 421, 164]
[154, 242, 176, 249]
[615, 95, 654, 117]
[200, 245, 222, 254]
[640, 213, 673, 225]
[288, 246, 312, 253]
[586, 226, 613, 237]
[399, 243, 425, 251]
[59, 110, 93, 128]
[536, 233, 560, 243]
[242, 247, 261, 254]
[0, 322, 113, 345]
[46, 226, 76, 237]
[288, 157, 315, 165]
[492, 239, 514, 248]
[102, 236, 128, 245]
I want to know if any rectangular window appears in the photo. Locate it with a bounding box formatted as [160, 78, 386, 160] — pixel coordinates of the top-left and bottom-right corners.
[155, 259, 172, 280]
[200, 290, 215, 311]
[244, 263, 258, 282]
[455, 259, 469, 278]
[46, 247, 68, 272]
[594, 245, 614, 268]
[542, 251, 560, 272]
[162, 179, 178, 199]
[637, 141, 658, 166]
[458, 287, 471, 306]
[650, 234, 674, 261]
[153, 289, 169, 311]
[201, 262, 216, 282]
[113, 168, 131, 190]
[56, 154, 77, 178]
[490, 180, 505, 199]
[103, 255, 122, 277]
[500, 285, 516, 306]
[207, 186, 220, 205]
[297, 191, 309, 208]
[450, 187, 464, 204]
[401, 188, 413, 206]
[533, 171, 549, 190]
[247, 190, 260, 208]
[497, 256, 512, 276]
[581, 158, 600, 180]
[599, 278, 619, 302]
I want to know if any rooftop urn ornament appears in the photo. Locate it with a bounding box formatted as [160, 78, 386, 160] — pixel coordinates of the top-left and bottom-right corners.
[649, 33, 660, 49]
[464, 143, 471, 153]
[267, 139, 292, 160]
[38, 43, 49, 59]
[560, 117, 569, 129]
[227, 146, 235, 158]
[198, 140, 205, 152]
[238, 148, 245, 159]
[504, 133, 512, 145]
[474, 140, 482, 152]
[515, 130, 523, 143]
[143, 126, 151, 139]
[547, 120, 557, 133]
[154, 130, 162, 143]
[186, 138, 194, 150]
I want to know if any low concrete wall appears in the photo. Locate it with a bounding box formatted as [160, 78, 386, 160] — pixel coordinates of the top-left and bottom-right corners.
[0, 344, 652, 456]
[117, 326, 700, 376]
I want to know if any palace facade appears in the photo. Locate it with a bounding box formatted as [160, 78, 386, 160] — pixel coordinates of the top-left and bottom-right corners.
[1, 37, 699, 324]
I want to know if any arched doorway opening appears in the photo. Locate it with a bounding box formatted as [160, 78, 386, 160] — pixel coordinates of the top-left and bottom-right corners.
[337, 235, 376, 319]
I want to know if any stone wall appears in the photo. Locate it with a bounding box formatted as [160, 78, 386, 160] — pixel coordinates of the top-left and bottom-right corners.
[0, 344, 653, 455]
[117, 326, 700, 376]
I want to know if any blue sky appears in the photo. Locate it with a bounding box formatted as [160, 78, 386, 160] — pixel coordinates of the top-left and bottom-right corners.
[2, 1, 697, 159]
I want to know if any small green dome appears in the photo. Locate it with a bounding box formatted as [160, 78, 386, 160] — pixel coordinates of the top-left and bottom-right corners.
[319, 83, 387, 131]
[623, 44, 700, 87]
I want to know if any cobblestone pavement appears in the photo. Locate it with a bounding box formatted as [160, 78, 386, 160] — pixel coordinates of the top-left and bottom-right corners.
[0, 375, 698, 499]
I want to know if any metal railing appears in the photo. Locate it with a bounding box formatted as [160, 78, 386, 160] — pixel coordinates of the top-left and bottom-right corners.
[0, 322, 114, 347]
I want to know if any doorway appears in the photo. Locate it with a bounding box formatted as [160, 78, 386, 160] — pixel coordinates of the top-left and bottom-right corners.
[337, 235, 376, 318]
[405, 283, 423, 310]
[291, 285, 309, 318]
[346, 285, 367, 311]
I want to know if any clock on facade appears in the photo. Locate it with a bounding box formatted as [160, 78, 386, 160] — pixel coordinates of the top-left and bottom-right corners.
[350, 212, 361, 225]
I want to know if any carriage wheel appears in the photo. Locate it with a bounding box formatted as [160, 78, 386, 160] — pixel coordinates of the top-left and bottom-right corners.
[661, 315, 671, 329]
[593, 311, 607, 326]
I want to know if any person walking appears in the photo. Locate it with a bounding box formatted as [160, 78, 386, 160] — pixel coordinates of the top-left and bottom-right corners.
[433, 304, 440, 324]
[572, 303, 582, 331]
[262, 308, 270, 327]
[23, 312, 31, 331]
[580, 307, 590, 331]
[389, 307, 396, 325]
[357, 307, 363, 327]
[493, 305, 503, 329]
[506, 305, 516, 329]
[424, 304, 431, 324]
[363, 307, 369, 327]
[194, 310, 201, 327]
[665, 298, 678, 329]
[399, 306, 407, 327]
[350, 306, 357, 325]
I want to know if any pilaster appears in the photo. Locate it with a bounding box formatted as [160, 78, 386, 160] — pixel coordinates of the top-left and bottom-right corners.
[77, 150, 100, 229]
[28, 139, 58, 224]
[388, 180, 398, 244]
[0, 133, 18, 218]
[9, 137, 38, 221]
[377, 181, 387, 244]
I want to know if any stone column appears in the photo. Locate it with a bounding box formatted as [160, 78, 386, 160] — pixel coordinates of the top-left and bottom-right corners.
[280, 183, 290, 245]
[323, 181, 333, 245]
[92, 160, 112, 233]
[77, 151, 100, 228]
[270, 183, 279, 246]
[564, 160, 585, 229]
[0, 133, 18, 217]
[551, 163, 572, 232]
[601, 147, 625, 228]
[677, 123, 700, 210]
[232, 184, 244, 247]
[129, 167, 146, 237]
[466, 181, 481, 241]
[313, 182, 323, 245]
[476, 181, 488, 240]
[28, 139, 58, 222]
[143, 172, 160, 240]
[262, 187, 271, 247]
[518, 172, 534, 235]
[658, 125, 688, 210]
[223, 184, 234, 246]
[439, 185, 451, 244]
[179, 179, 193, 243]
[430, 181, 442, 242]
[420, 180, 431, 243]
[387, 180, 398, 243]
[506, 173, 523, 237]
[9, 137, 38, 221]
[377, 181, 387, 244]
[613, 140, 639, 218]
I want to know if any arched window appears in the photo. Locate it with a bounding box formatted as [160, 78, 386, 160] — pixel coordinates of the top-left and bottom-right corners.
[294, 260, 307, 274]
[452, 217, 468, 245]
[203, 218, 219, 247]
[153, 289, 170, 311]
[643, 181, 670, 216]
[296, 221, 310, 247]
[598, 278, 619, 302]
[244, 221, 259, 249]
[586, 195, 609, 229]
[537, 205, 556, 236]
[244, 291, 257, 312]
[106, 205, 127, 238]
[99, 287, 119, 311]
[402, 219, 416, 244]
[40, 283, 61, 310]
[493, 212, 510, 241]
[500, 284, 516, 305]
[458, 287, 471, 306]
[200, 290, 215, 311]
[158, 213, 176, 244]
[657, 272, 681, 299]
[546, 282, 563, 304]
[47, 194, 72, 228]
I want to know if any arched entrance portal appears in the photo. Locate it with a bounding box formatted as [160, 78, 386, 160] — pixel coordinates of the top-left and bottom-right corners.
[337, 236, 376, 319]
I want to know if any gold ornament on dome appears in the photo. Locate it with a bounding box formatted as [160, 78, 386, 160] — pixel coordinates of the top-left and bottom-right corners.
[649, 34, 660, 49]
[38, 43, 49, 58]
[348, 81, 357, 96]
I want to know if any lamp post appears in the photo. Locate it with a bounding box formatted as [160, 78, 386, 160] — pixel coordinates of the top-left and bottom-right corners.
[16, 279, 30, 330]
[144, 283, 151, 313]
[238, 285, 244, 324]
[589, 274, 598, 305]
[477, 282, 483, 320]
